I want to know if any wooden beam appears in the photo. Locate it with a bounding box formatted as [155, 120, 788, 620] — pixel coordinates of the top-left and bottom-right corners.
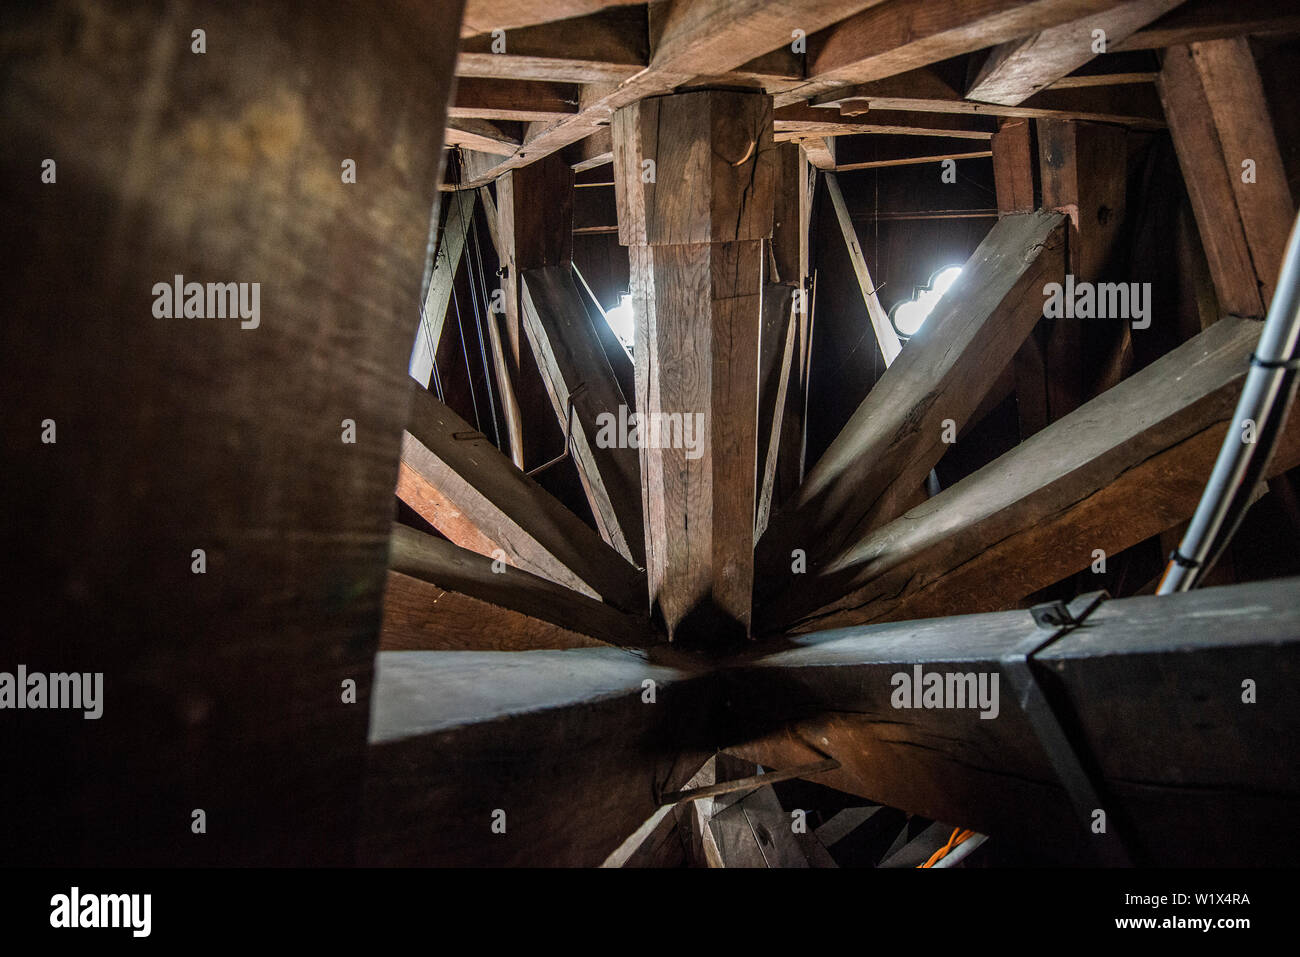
[781, 0, 1133, 106]
[520, 267, 645, 566]
[381, 524, 645, 650]
[991, 118, 1037, 215]
[456, 6, 648, 83]
[410, 190, 475, 388]
[444, 118, 521, 156]
[768, 317, 1300, 632]
[1157, 43, 1274, 317]
[1116, 0, 1300, 50]
[729, 577, 1300, 865]
[758, 211, 1066, 583]
[757, 284, 799, 539]
[360, 646, 710, 865]
[815, 69, 1168, 128]
[1038, 118, 1129, 418]
[966, 0, 1184, 106]
[399, 380, 644, 610]
[775, 104, 996, 140]
[825, 171, 902, 365]
[834, 148, 993, 172]
[0, 0, 464, 865]
[799, 136, 837, 171]
[460, 0, 631, 37]
[449, 77, 579, 122]
[456, 0, 889, 188]
[615, 89, 775, 642]
[475, 186, 526, 469]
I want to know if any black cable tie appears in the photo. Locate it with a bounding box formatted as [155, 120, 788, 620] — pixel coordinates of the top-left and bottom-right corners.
[1168, 549, 1200, 569]
[1250, 353, 1300, 371]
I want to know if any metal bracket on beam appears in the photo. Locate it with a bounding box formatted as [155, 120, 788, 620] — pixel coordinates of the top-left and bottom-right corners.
[1000, 590, 1133, 866]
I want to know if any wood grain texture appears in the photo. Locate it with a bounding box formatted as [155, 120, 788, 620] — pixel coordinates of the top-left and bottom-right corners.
[758, 211, 1066, 586]
[457, 5, 648, 83]
[1116, 0, 1300, 50]
[825, 171, 902, 364]
[382, 524, 646, 649]
[727, 577, 1300, 865]
[1158, 44, 1267, 317]
[410, 189, 475, 387]
[460, 0, 631, 37]
[449, 77, 580, 122]
[400, 379, 644, 609]
[966, 0, 1184, 106]
[775, 104, 996, 140]
[0, 0, 464, 865]
[520, 267, 645, 565]
[782, 0, 1131, 106]
[768, 317, 1300, 632]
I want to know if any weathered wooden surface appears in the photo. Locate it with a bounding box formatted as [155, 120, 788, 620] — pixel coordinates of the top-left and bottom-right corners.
[726, 578, 1300, 865]
[520, 266, 645, 565]
[767, 318, 1300, 632]
[399, 379, 644, 609]
[410, 190, 476, 387]
[758, 211, 1066, 584]
[0, 0, 464, 865]
[382, 524, 646, 650]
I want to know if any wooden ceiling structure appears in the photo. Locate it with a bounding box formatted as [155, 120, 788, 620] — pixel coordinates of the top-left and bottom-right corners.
[3, 0, 1299, 868]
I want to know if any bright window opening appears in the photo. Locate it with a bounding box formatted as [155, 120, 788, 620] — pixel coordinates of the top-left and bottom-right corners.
[604, 293, 635, 353]
[891, 265, 962, 337]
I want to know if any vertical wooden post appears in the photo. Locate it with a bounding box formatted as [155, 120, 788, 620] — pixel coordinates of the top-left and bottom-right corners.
[613, 89, 775, 643]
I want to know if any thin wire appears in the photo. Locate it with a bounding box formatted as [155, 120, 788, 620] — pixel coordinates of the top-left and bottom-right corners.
[451, 279, 482, 432]
[466, 209, 501, 447]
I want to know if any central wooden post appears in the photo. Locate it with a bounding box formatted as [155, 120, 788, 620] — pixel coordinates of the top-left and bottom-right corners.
[612, 89, 774, 643]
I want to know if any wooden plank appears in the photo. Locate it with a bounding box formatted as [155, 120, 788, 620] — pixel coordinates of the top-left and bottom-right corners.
[460, 0, 631, 37]
[399, 380, 644, 610]
[1116, 0, 1300, 50]
[815, 70, 1168, 128]
[835, 148, 992, 171]
[729, 577, 1300, 865]
[444, 118, 521, 155]
[456, 6, 648, 83]
[768, 317, 1300, 632]
[410, 190, 475, 387]
[1190, 37, 1296, 306]
[360, 647, 710, 865]
[520, 267, 645, 566]
[475, 186, 526, 469]
[757, 285, 799, 538]
[966, 0, 1183, 106]
[825, 171, 901, 365]
[799, 136, 837, 171]
[770, 143, 806, 283]
[781, 0, 1132, 106]
[1158, 44, 1268, 317]
[991, 118, 1037, 215]
[0, 0, 464, 865]
[758, 212, 1066, 584]
[381, 524, 645, 650]
[775, 104, 996, 140]
[449, 77, 580, 122]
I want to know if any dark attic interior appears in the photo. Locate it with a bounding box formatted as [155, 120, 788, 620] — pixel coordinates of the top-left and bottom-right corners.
[4, 0, 1300, 883]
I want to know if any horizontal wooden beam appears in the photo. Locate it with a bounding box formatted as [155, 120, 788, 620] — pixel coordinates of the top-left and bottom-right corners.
[1115, 0, 1300, 50]
[457, 6, 647, 83]
[399, 379, 645, 610]
[768, 317, 1300, 632]
[460, 0, 630, 38]
[444, 118, 522, 156]
[775, 104, 996, 140]
[449, 77, 580, 122]
[360, 645, 710, 864]
[816, 69, 1168, 128]
[725, 577, 1300, 865]
[382, 524, 647, 651]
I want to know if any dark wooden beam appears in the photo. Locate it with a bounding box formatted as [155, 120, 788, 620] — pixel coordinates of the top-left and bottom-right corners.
[0, 0, 464, 865]
[381, 524, 646, 650]
[780, 0, 1135, 106]
[449, 77, 580, 123]
[758, 211, 1066, 587]
[614, 89, 775, 642]
[966, 0, 1184, 106]
[360, 645, 710, 865]
[457, 6, 647, 83]
[444, 118, 522, 156]
[768, 317, 1300, 632]
[775, 104, 996, 140]
[520, 267, 645, 566]
[727, 577, 1300, 865]
[399, 380, 644, 610]
[460, 0, 632, 37]
[1116, 0, 1300, 50]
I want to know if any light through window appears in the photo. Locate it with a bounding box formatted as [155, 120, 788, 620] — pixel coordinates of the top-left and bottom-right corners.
[891, 265, 962, 337]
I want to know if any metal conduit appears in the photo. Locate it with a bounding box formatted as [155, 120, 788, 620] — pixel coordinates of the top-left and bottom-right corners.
[1158, 212, 1300, 594]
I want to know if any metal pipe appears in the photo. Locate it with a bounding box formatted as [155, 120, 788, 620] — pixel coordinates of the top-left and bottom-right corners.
[1158, 212, 1300, 594]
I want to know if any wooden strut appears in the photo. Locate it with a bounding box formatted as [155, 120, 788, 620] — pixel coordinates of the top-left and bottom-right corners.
[658, 758, 841, 807]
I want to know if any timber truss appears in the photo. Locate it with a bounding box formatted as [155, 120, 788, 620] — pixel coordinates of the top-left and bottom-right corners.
[6, 0, 1298, 869]
[377, 0, 1300, 866]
